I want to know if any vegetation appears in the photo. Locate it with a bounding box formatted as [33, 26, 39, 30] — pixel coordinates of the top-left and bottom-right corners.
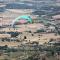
[0, 43, 60, 60]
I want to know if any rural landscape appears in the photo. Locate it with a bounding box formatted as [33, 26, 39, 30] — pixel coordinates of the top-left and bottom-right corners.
[0, 0, 60, 60]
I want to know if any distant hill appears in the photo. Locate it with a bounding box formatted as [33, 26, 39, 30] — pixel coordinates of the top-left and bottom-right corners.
[5, 3, 34, 9]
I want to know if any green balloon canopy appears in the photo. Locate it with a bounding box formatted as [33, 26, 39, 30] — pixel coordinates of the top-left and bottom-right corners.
[12, 15, 32, 25]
